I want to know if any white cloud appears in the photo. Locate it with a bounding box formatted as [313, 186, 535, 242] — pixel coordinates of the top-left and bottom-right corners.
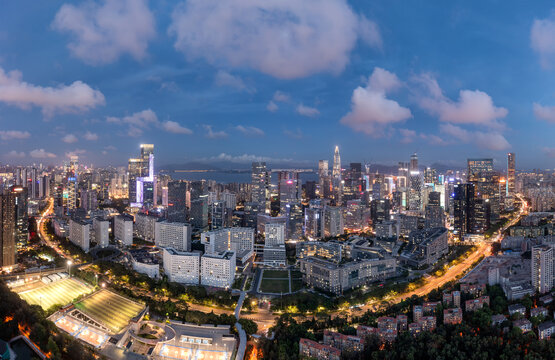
[235, 125, 264, 136]
[204, 153, 293, 164]
[0, 130, 31, 140]
[203, 125, 228, 139]
[5, 150, 25, 158]
[533, 102, 555, 123]
[413, 73, 508, 128]
[266, 101, 278, 112]
[30, 149, 56, 159]
[65, 149, 86, 158]
[284, 128, 303, 139]
[544, 147, 555, 158]
[107, 109, 159, 137]
[399, 128, 416, 144]
[296, 104, 320, 117]
[83, 131, 98, 141]
[273, 91, 290, 103]
[53, 0, 156, 65]
[214, 70, 255, 93]
[169, 0, 381, 79]
[341, 67, 412, 136]
[0, 67, 105, 116]
[531, 13, 555, 68]
[62, 134, 78, 143]
[419, 133, 448, 146]
[162, 120, 192, 134]
[440, 124, 509, 151]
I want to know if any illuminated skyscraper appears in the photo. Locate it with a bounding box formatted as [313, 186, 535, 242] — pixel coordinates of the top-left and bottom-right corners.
[532, 245, 553, 294]
[63, 156, 78, 213]
[251, 162, 269, 212]
[332, 146, 342, 204]
[453, 183, 475, 241]
[0, 191, 16, 270]
[467, 158, 493, 180]
[128, 144, 155, 207]
[10, 186, 28, 248]
[318, 160, 330, 198]
[507, 153, 515, 197]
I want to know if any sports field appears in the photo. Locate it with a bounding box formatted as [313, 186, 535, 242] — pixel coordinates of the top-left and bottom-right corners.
[18, 278, 92, 310]
[74, 289, 145, 334]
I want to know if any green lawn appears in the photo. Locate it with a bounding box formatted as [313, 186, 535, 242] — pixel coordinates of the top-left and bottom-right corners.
[291, 279, 303, 292]
[260, 279, 290, 293]
[262, 270, 289, 279]
[18, 278, 92, 310]
[290, 270, 303, 279]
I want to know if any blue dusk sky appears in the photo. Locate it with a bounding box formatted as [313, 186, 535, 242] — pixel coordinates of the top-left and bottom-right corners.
[1, 0, 555, 169]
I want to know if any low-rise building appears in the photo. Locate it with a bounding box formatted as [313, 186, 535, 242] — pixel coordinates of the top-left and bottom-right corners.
[538, 321, 555, 340]
[400, 227, 448, 267]
[491, 314, 507, 327]
[423, 301, 440, 315]
[408, 323, 421, 336]
[443, 308, 463, 325]
[299, 251, 395, 295]
[263, 245, 287, 267]
[513, 318, 532, 333]
[69, 218, 90, 252]
[396, 315, 408, 331]
[163, 247, 200, 284]
[322, 330, 363, 353]
[114, 214, 133, 246]
[299, 338, 340, 360]
[417, 316, 436, 332]
[508, 304, 526, 316]
[539, 294, 553, 305]
[130, 249, 160, 279]
[92, 217, 110, 248]
[442, 291, 461, 308]
[460, 283, 486, 295]
[413, 305, 423, 322]
[377, 317, 397, 331]
[201, 251, 236, 288]
[531, 307, 549, 318]
[155, 221, 191, 252]
[465, 296, 490, 312]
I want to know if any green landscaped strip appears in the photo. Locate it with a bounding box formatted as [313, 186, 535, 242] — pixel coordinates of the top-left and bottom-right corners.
[260, 279, 290, 293]
[262, 270, 290, 279]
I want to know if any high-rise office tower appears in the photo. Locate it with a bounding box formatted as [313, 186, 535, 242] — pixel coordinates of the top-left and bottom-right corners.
[532, 245, 553, 294]
[507, 153, 515, 197]
[129, 144, 155, 207]
[467, 158, 493, 180]
[63, 156, 79, 214]
[332, 146, 342, 204]
[0, 191, 16, 270]
[410, 153, 418, 172]
[453, 183, 475, 240]
[168, 180, 188, 222]
[251, 162, 269, 212]
[424, 167, 436, 184]
[10, 186, 28, 248]
[318, 160, 330, 198]
[425, 191, 444, 229]
[190, 194, 209, 231]
[278, 171, 301, 214]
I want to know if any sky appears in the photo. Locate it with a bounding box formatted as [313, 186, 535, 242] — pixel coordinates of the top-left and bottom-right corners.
[1, 0, 555, 169]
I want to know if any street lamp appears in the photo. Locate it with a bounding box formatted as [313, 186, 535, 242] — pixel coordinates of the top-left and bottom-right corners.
[95, 274, 98, 287]
[101, 282, 106, 288]
[67, 260, 72, 277]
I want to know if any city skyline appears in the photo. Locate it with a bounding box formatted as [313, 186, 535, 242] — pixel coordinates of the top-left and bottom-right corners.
[2, 1, 555, 168]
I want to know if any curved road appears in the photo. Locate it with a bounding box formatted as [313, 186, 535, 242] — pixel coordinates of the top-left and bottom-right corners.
[37, 197, 72, 260]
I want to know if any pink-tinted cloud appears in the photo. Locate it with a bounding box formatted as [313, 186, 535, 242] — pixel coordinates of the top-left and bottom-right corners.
[531, 13, 555, 68]
[296, 104, 320, 117]
[440, 124, 509, 151]
[341, 68, 412, 137]
[169, 0, 381, 79]
[0, 67, 104, 116]
[533, 102, 555, 123]
[414, 73, 508, 128]
[0, 130, 31, 140]
[53, 0, 156, 65]
[162, 120, 192, 134]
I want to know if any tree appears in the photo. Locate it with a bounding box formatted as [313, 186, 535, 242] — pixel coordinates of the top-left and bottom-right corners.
[239, 319, 258, 336]
[47, 336, 61, 360]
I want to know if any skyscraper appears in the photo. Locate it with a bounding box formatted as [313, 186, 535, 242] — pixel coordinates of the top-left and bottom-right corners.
[128, 144, 155, 207]
[318, 160, 330, 198]
[0, 192, 16, 270]
[332, 146, 342, 204]
[251, 162, 269, 212]
[507, 153, 515, 197]
[453, 183, 475, 241]
[467, 158, 493, 180]
[10, 186, 28, 248]
[532, 245, 553, 294]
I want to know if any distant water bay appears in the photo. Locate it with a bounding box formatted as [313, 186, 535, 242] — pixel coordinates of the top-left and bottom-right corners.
[168, 170, 318, 184]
